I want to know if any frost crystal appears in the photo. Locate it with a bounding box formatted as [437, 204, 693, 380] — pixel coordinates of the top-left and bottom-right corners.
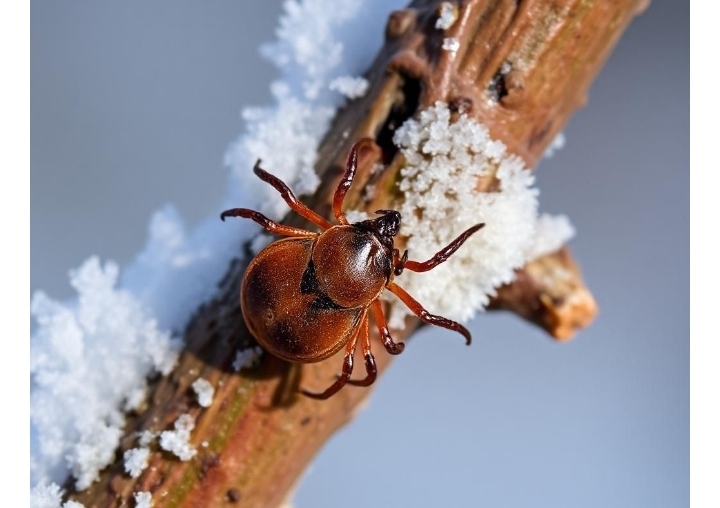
[526, 214, 575, 260]
[232, 347, 263, 371]
[343, 209, 372, 224]
[329, 75, 369, 99]
[122, 205, 242, 335]
[225, 0, 375, 215]
[30, 483, 87, 508]
[191, 378, 215, 407]
[138, 430, 157, 447]
[543, 131, 566, 158]
[389, 102, 572, 327]
[134, 492, 153, 508]
[159, 414, 197, 461]
[123, 447, 150, 478]
[31, 483, 63, 508]
[436, 2, 458, 30]
[442, 37, 460, 53]
[30, 258, 181, 490]
[224, 0, 408, 216]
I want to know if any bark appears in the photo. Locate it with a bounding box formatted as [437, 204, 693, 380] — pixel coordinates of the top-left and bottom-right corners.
[68, 0, 647, 506]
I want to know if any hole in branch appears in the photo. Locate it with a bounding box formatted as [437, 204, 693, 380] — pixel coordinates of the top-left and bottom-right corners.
[487, 61, 513, 102]
[375, 75, 421, 164]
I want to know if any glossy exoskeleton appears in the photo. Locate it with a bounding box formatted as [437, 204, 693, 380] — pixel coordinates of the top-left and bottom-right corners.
[221, 139, 484, 399]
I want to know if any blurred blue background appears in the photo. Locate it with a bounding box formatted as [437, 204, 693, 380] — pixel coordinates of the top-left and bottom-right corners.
[31, 1, 688, 507]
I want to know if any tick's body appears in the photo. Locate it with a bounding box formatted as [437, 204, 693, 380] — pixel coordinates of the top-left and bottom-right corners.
[242, 229, 382, 363]
[222, 139, 484, 399]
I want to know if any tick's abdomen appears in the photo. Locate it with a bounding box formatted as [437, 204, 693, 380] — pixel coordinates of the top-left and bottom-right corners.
[241, 237, 363, 363]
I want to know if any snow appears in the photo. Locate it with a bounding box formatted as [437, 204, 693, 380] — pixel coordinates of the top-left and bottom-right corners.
[123, 447, 150, 478]
[138, 430, 157, 447]
[30, 483, 86, 508]
[526, 214, 576, 260]
[343, 209, 372, 224]
[543, 131, 567, 158]
[436, 2, 458, 30]
[121, 205, 242, 333]
[232, 346, 264, 371]
[134, 492, 153, 508]
[329, 75, 369, 99]
[159, 414, 197, 461]
[31, 483, 63, 508]
[30, 258, 181, 490]
[442, 37, 460, 53]
[387, 102, 573, 327]
[224, 0, 406, 217]
[191, 378, 215, 407]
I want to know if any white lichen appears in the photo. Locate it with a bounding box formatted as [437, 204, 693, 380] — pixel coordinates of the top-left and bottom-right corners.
[159, 414, 197, 461]
[191, 378, 215, 408]
[388, 101, 572, 328]
[123, 447, 150, 478]
[329, 75, 369, 99]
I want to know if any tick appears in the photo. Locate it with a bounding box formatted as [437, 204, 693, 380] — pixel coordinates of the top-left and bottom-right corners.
[221, 139, 484, 399]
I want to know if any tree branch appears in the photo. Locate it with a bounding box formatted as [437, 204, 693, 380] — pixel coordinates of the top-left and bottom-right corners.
[68, 0, 646, 506]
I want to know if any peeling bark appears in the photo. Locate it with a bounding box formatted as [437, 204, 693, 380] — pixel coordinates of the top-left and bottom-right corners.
[68, 0, 646, 506]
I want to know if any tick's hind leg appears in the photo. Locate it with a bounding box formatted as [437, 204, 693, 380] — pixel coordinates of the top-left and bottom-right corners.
[387, 282, 472, 345]
[220, 208, 318, 238]
[347, 314, 377, 387]
[300, 314, 363, 400]
[252, 160, 334, 230]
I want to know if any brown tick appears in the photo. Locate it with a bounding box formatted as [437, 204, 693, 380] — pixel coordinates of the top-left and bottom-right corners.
[221, 139, 484, 399]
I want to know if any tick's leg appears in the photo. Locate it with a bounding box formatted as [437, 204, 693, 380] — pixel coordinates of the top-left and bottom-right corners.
[387, 282, 472, 345]
[220, 208, 318, 238]
[333, 138, 376, 225]
[402, 223, 485, 273]
[347, 314, 378, 387]
[253, 160, 334, 230]
[371, 299, 405, 355]
[300, 315, 363, 400]
[392, 248, 408, 276]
